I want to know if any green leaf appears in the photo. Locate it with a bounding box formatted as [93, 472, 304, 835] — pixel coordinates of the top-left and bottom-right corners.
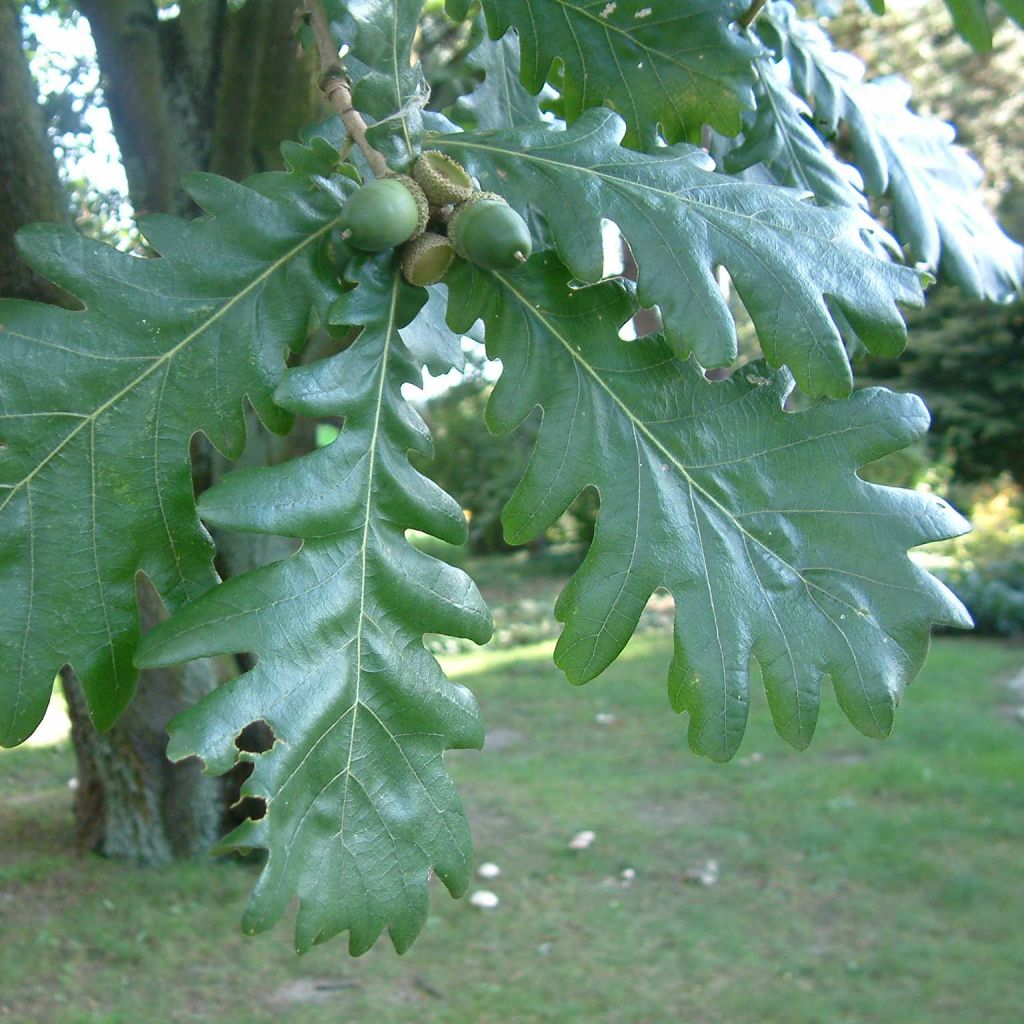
[943, 0, 993, 50]
[760, 3, 1024, 299]
[937, 1, 1024, 50]
[281, 119, 348, 178]
[137, 255, 491, 956]
[400, 285, 469, 375]
[0, 160, 346, 747]
[433, 109, 923, 398]
[452, 23, 547, 130]
[445, 254, 971, 762]
[997, 0, 1024, 27]
[725, 57, 869, 212]
[460, 0, 760, 148]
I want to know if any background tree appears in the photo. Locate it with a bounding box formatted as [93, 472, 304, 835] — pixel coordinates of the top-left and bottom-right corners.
[416, 372, 598, 554]
[861, 290, 1024, 486]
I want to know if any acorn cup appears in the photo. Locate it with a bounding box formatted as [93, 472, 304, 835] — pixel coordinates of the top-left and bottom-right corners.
[339, 174, 429, 252]
[401, 232, 457, 287]
[413, 150, 475, 206]
[449, 192, 533, 271]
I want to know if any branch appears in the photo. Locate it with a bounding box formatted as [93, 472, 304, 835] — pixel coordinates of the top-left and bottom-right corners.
[738, 0, 768, 30]
[304, 0, 389, 177]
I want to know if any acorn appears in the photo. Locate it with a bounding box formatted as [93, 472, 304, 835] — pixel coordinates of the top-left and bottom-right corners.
[401, 231, 456, 287]
[413, 150, 475, 206]
[340, 175, 429, 252]
[449, 192, 533, 271]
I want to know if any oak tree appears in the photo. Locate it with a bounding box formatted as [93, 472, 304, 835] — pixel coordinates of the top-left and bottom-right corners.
[1, 0, 1021, 954]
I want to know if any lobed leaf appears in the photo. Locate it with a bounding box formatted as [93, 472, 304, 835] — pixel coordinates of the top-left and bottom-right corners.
[451, 24, 548, 131]
[447, 0, 760, 148]
[758, 2, 1024, 300]
[433, 109, 923, 397]
[138, 255, 491, 955]
[725, 57, 868, 213]
[445, 253, 971, 762]
[0, 159, 346, 746]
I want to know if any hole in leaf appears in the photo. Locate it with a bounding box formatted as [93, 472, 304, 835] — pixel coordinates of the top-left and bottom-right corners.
[234, 795, 267, 821]
[234, 719, 275, 754]
[617, 235, 662, 339]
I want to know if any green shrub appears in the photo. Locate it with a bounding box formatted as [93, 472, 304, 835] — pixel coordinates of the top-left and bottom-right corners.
[923, 476, 1024, 636]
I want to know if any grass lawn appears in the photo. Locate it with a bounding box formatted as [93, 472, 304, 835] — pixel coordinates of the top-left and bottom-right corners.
[1, 585, 1022, 1023]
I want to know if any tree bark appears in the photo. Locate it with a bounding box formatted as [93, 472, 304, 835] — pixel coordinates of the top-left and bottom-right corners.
[78, 0, 321, 215]
[0, 0, 68, 303]
[76, 0, 205, 217]
[63, 583, 222, 863]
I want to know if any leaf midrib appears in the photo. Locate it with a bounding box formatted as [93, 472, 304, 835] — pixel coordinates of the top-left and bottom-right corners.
[496, 272, 892, 729]
[432, 134, 839, 242]
[0, 213, 344, 515]
[754, 59, 815, 196]
[496, 272, 794, 581]
[338, 273, 401, 840]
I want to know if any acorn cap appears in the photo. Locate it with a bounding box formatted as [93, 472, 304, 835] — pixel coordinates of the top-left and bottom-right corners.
[401, 231, 456, 287]
[387, 173, 430, 239]
[413, 151, 475, 206]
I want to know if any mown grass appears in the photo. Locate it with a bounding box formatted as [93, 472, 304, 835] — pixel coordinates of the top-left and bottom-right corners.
[1, 608, 1021, 1023]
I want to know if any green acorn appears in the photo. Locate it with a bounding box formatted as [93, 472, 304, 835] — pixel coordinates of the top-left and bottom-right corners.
[340, 175, 429, 252]
[449, 192, 533, 271]
[401, 232, 456, 287]
[413, 150, 475, 206]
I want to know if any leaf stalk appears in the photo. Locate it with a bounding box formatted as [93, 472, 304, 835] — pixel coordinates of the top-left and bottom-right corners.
[305, 0, 390, 178]
[738, 0, 768, 30]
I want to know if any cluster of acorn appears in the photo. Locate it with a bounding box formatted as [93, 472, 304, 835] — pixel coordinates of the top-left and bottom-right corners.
[338, 151, 532, 286]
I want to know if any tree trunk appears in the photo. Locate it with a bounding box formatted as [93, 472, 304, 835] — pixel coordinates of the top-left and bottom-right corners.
[76, 0, 207, 218]
[62, 583, 222, 863]
[78, 0, 321, 215]
[0, 1, 68, 303]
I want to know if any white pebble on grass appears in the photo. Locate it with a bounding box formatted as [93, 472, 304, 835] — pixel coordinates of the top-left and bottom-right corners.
[684, 859, 719, 887]
[568, 830, 596, 850]
[469, 890, 500, 910]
